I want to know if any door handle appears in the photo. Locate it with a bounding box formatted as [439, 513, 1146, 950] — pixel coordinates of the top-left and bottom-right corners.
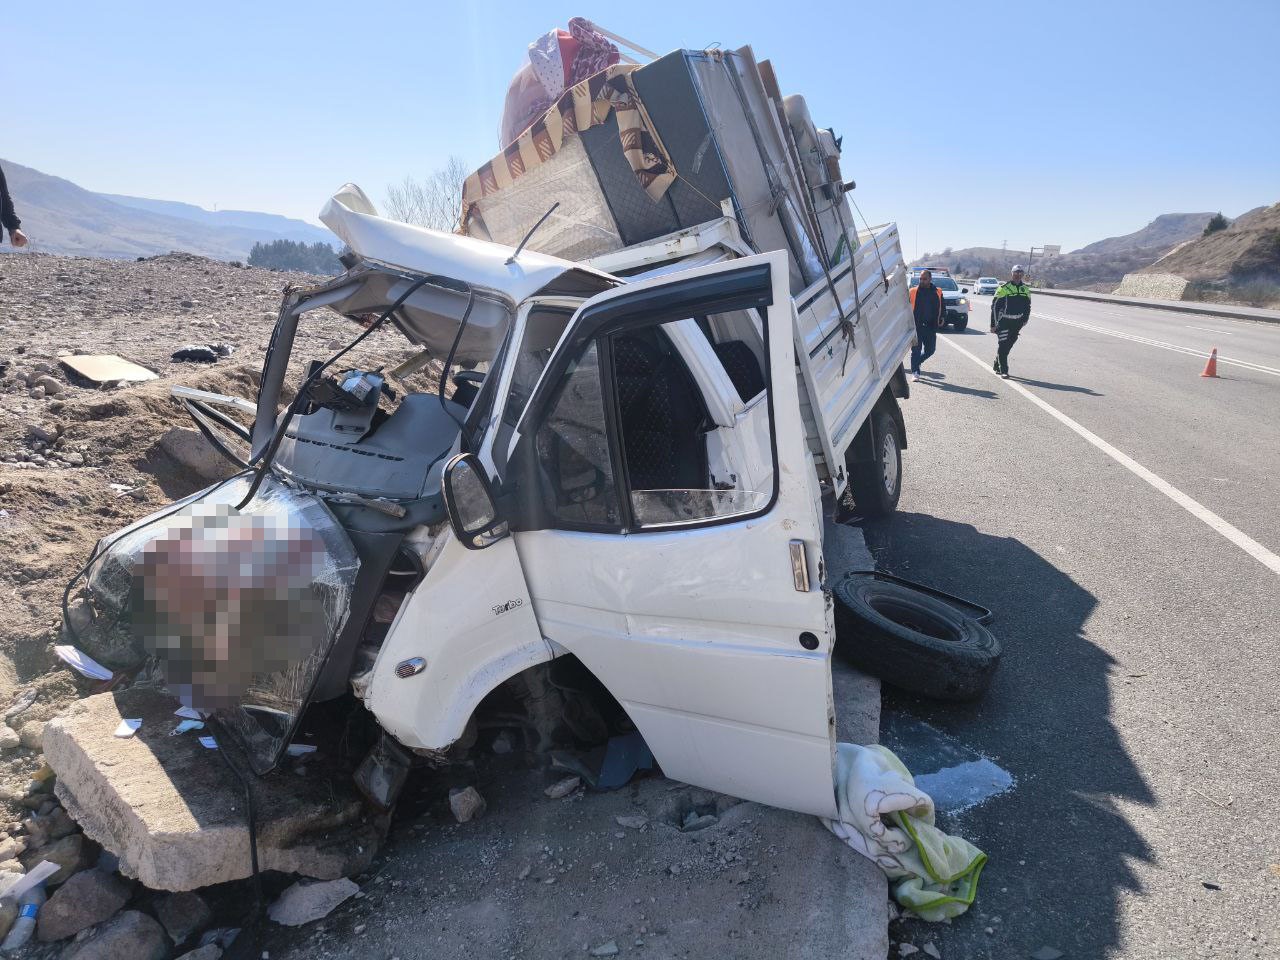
[789, 539, 810, 592]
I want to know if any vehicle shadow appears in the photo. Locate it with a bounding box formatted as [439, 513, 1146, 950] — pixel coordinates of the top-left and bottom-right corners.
[1011, 376, 1103, 396]
[855, 512, 1152, 959]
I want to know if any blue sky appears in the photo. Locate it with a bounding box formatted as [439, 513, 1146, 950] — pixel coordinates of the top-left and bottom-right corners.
[10, 1, 1278, 256]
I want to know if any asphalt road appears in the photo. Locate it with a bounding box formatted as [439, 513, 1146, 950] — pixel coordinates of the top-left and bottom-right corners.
[863, 295, 1279, 958]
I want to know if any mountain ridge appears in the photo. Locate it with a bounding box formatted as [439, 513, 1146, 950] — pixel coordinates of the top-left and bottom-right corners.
[1, 159, 336, 261]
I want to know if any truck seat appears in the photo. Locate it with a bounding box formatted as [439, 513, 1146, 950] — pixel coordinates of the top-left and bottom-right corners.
[613, 332, 707, 493]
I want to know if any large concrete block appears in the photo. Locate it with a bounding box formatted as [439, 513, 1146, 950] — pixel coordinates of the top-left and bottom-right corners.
[43, 690, 382, 891]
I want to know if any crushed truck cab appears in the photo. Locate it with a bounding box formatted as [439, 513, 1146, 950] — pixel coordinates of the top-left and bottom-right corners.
[79, 42, 915, 824]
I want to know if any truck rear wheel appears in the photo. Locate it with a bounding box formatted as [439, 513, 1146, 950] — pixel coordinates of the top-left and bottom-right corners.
[847, 407, 902, 517]
[832, 576, 1001, 701]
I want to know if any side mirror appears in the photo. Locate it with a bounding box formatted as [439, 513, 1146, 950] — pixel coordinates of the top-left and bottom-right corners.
[961, 287, 970, 294]
[441, 453, 508, 550]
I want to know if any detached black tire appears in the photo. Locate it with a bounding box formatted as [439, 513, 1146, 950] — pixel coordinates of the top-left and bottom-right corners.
[832, 576, 1001, 701]
[847, 407, 902, 517]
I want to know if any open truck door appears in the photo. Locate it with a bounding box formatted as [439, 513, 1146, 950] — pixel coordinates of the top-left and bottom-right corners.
[500, 250, 838, 818]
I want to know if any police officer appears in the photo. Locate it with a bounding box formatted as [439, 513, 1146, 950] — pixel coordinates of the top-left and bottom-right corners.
[990, 265, 1031, 378]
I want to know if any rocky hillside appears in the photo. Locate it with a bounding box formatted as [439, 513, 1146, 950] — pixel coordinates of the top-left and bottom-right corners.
[915, 212, 1223, 291]
[2, 159, 337, 261]
[1139, 203, 1280, 292]
[1072, 212, 1215, 256]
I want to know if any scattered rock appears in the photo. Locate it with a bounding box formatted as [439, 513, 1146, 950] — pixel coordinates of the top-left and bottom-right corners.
[29, 385, 45, 399]
[175, 946, 222, 960]
[491, 731, 513, 755]
[449, 786, 486, 823]
[18, 720, 45, 751]
[1030, 950, 1064, 960]
[20, 832, 93, 886]
[898, 946, 919, 957]
[4, 688, 38, 722]
[614, 815, 648, 830]
[0, 899, 16, 942]
[0, 837, 23, 861]
[197, 927, 240, 949]
[268, 878, 359, 927]
[24, 807, 78, 846]
[0, 726, 20, 752]
[25, 423, 59, 444]
[681, 812, 719, 832]
[544, 776, 581, 799]
[62, 910, 168, 960]
[35, 376, 63, 396]
[155, 891, 212, 944]
[589, 940, 620, 957]
[37, 868, 133, 941]
[923, 944, 941, 959]
[155, 427, 234, 482]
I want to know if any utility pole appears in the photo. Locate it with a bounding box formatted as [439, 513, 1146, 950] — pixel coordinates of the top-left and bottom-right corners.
[1028, 245, 1044, 280]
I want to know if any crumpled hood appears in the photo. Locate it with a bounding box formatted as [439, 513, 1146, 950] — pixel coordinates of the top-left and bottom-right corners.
[320, 183, 615, 308]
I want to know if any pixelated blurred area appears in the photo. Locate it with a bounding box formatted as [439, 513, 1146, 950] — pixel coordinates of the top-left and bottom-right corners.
[77, 475, 360, 766]
[132, 506, 328, 709]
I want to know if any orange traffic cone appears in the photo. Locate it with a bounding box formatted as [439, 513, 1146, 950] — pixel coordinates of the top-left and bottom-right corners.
[1201, 348, 1219, 378]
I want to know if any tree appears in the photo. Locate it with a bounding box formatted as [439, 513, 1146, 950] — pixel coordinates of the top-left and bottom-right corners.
[247, 239, 341, 274]
[383, 156, 470, 233]
[1203, 212, 1229, 236]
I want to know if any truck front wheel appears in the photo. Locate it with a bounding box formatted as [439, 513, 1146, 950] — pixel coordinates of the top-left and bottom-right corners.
[847, 407, 902, 517]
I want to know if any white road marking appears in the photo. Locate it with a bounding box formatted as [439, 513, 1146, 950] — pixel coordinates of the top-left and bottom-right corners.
[1187, 325, 1233, 335]
[1037, 313, 1280, 377]
[941, 336, 1280, 577]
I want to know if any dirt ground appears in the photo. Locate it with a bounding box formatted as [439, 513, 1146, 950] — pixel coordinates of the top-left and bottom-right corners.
[0, 250, 421, 820]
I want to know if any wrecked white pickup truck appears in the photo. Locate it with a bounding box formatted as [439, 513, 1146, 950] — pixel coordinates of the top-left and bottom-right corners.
[64, 44, 914, 826]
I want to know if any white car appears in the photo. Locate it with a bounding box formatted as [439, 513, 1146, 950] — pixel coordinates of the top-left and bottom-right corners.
[973, 277, 999, 295]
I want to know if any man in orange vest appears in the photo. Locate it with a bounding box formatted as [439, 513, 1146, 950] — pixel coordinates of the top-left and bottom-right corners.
[908, 270, 945, 382]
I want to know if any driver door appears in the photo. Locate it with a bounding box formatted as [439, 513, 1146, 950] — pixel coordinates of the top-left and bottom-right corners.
[505, 251, 838, 818]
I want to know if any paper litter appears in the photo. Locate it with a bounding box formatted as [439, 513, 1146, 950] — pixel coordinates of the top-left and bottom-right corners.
[113, 719, 143, 738]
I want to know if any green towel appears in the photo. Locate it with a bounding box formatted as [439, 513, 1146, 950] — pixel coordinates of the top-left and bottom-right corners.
[822, 742, 988, 922]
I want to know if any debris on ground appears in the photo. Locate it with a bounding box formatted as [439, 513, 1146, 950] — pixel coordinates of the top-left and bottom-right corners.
[1030, 948, 1065, 960]
[268, 878, 360, 927]
[449, 786, 487, 823]
[544, 776, 581, 799]
[589, 939, 620, 957]
[171, 344, 235, 363]
[59, 354, 158, 385]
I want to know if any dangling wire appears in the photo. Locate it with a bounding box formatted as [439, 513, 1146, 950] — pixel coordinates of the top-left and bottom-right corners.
[849, 196, 891, 292]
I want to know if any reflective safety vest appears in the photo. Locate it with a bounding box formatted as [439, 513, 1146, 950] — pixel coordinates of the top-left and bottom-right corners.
[909, 284, 945, 319]
[992, 281, 1031, 323]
